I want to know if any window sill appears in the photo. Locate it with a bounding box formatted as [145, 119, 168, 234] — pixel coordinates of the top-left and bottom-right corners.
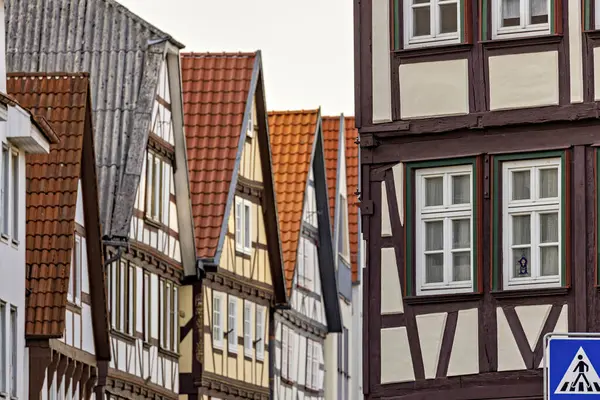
[492, 287, 569, 299]
[227, 350, 238, 358]
[144, 216, 163, 230]
[110, 329, 136, 344]
[256, 356, 264, 363]
[158, 346, 179, 360]
[235, 249, 251, 260]
[244, 353, 253, 361]
[281, 376, 294, 387]
[480, 33, 562, 49]
[404, 291, 481, 305]
[394, 42, 472, 58]
[10, 239, 18, 248]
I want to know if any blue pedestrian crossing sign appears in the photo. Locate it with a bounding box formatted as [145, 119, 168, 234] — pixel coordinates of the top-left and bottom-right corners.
[548, 336, 600, 398]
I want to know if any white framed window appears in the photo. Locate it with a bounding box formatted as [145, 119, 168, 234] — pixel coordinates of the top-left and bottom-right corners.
[281, 325, 294, 380]
[145, 151, 164, 222]
[227, 296, 238, 353]
[256, 306, 265, 361]
[415, 164, 474, 295]
[306, 339, 320, 390]
[10, 151, 18, 244]
[243, 301, 253, 357]
[404, 0, 461, 49]
[502, 158, 561, 290]
[9, 307, 16, 398]
[492, 0, 551, 39]
[235, 197, 253, 254]
[1, 145, 8, 238]
[212, 292, 224, 349]
[0, 302, 6, 395]
[338, 194, 350, 261]
[68, 234, 82, 304]
[297, 237, 316, 291]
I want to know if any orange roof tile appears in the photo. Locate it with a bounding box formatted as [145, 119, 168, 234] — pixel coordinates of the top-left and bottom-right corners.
[7, 73, 90, 337]
[345, 117, 360, 283]
[269, 110, 319, 294]
[181, 52, 257, 259]
[322, 116, 341, 226]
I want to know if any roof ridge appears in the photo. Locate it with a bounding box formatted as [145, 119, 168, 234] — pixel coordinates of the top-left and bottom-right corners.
[268, 109, 320, 115]
[181, 51, 258, 58]
[8, 72, 90, 79]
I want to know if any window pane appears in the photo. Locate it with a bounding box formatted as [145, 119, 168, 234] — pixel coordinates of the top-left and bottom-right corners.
[413, 6, 431, 36]
[11, 153, 17, 239]
[452, 252, 471, 281]
[530, 0, 548, 24]
[2, 147, 8, 234]
[425, 254, 444, 283]
[513, 247, 531, 278]
[502, 0, 520, 27]
[425, 221, 443, 251]
[541, 246, 559, 276]
[452, 175, 469, 204]
[425, 176, 443, 206]
[540, 213, 559, 243]
[512, 170, 531, 200]
[452, 219, 470, 249]
[244, 204, 251, 248]
[439, 3, 458, 34]
[539, 168, 558, 198]
[512, 215, 531, 245]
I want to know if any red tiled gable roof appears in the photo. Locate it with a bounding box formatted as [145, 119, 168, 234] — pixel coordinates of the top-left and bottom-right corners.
[7, 73, 90, 337]
[269, 110, 319, 294]
[181, 52, 257, 259]
[345, 117, 360, 283]
[322, 116, 341, 227]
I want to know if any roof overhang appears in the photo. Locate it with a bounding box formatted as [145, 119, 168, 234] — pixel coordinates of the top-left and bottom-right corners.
[6, 105, 56, 154]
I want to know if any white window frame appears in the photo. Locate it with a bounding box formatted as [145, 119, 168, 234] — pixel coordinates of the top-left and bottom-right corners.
[502, 157, 562, 290]
[10, 151, 18, 245]
[9, 307, 16, 399]
[227, 296, 238, 354]
[235, 197, 253, 255]
[596, 0, 600, 30]
[68, 234, 82, 304]
[247, 103, 255, 138]
[212, 292, 224, 349]
[145, 151, 164, 223]
[1, 145, 9, 239]
[0, 302, 6, 396]
[403, 0, 461, 49]
[415, 164, 474, 295]
[338, 194, 350, 262]
[243, 301, 253, 357]
[256, 306, 265, 361]
[492, 0, 551, 40]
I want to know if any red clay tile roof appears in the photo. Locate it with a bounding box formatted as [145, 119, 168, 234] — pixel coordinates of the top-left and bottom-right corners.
[181, 52, 257, 259]
[345, 117, 360, 283]
[322, 116, 341, 226]
[269, 110, 319, 294]
[7, 73, 90, 337]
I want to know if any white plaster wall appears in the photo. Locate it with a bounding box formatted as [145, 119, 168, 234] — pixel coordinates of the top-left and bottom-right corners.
[497, 308, 526, 372]
[380, 327, 414, 384]
[568, 0, 584, 103]
[593, 48, 600, 101]
[416, 313, 447, 379]
[372, 0, 392, 123]
[75, 180, 85, 227]
[381, 248, 403, 314]
[447, 308, 479, 376]
[399, 59, 469, 119]
[381, 181, 392, 237]
[488, 51, 559, 110]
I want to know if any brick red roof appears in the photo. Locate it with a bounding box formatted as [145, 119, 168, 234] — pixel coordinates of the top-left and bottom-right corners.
[345, 117, 360, 283]
[269, 110, 319, 294]
[322, 116, 341, 227]
[7, 73, 92, 337]
[181, 52, 257, 260]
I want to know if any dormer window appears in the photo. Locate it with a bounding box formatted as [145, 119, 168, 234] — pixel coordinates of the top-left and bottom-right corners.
[404, 0, 461, 48]
[492, 0, 550, 39]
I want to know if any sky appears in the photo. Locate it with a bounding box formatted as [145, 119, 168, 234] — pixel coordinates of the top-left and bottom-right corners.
[118, 0, 355, 117]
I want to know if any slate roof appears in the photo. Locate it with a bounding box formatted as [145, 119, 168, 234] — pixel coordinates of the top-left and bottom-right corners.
[269, 110, 320, 294]
[7, 73, 95, 337]
[345, 117, 360, 283]
[181, 52, 257, 260]
[6, 0, 185, 238]
[322, 116, 341, 226]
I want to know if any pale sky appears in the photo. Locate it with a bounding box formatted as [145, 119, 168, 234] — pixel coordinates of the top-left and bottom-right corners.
[119, 0, 355, 117]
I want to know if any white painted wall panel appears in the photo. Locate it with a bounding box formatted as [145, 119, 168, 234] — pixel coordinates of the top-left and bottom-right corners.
[82, 304, 94, 354]
[381, 181, 392, 236]
[381, 248, 403, 314]
[497, 308, 526, 371]
[380, 327, 414, 384]
[569, 0, 584, 103]
[417, 313, 447, 379]
[75, 180, 85, 226]
[371, 0, 392, 123]
[447, 308, 479, 377]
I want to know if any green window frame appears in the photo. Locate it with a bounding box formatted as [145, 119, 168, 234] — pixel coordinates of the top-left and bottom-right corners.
[481, 0, 559, 40]
[405, 157, 479, 297]
[491, 150, 567, 291]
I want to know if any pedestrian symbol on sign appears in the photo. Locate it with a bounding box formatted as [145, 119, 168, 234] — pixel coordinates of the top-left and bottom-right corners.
[554, 347, 600, 393]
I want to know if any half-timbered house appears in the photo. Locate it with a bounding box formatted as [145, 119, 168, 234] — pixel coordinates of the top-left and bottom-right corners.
[353, 0, 600, 398]
[269, 109, 342, 400]
[179, 51, 288, 400]
[322, 115, 356, 400]
[6, 1, 200, 398]
[8, 72, 110, 399]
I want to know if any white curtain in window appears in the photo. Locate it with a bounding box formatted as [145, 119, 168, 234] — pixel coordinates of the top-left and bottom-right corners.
[540, 168, 558, 198]
[425, 177, 443, 206]
[503, 0, 520, 18]
[530, 0, 547, 17]
[512, 170, 531, 200]
[540, 213, 559, 276]
[425, 221, 444, 283]
[452, 219, 471, 281]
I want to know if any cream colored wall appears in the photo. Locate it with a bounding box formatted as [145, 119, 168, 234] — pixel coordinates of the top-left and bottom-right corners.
[372, 0, 392, 123]
[179, 285, 194, 374]
[239, 97, 262, 183]
[568, 0, 583, 103]
[399, 59, 469, 119]
[488, 51, 559, 111]
[593, 48, 600, 101]
[203, 286, 269, 388]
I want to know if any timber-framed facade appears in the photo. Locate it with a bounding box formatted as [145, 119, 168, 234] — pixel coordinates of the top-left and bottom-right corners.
[354, 0, 600, 399]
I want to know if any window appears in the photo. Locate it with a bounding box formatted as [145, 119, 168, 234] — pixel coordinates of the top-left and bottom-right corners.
[0, 302, 5, 394]
[247, 104, 255, 138]
[306, 339, 320, 390]
[68, 234, 82, 304]
[212, 292, 224, 349]
[303, 177, 318, 227]
[256, 306, 265, 361]
[227, 296, 238, 353]
[107, 259, 136, 336]
[297, 237, 316, 290]
[243, 301, 253, 357]
[11, 152, 17, 243]
[415, 164, 474, 295]
[143, 272, 151, 342]
[9, 307, 16, 398]
[160, 279, 177, 352]
[235, 197, 252, 254]
[338, 194, 350, 261]
[404, 0, 461, 48]
[493, 0, 550, 39]
[337, 328, 350, 400]
[1, 146, 8, 237]
[145, 151, 164, 222]
[502, 157, 561, 289]
[281, 325, 294, 380]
